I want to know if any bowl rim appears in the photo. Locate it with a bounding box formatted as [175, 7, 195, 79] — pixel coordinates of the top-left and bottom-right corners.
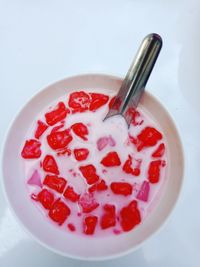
[1, 73, 185, 261]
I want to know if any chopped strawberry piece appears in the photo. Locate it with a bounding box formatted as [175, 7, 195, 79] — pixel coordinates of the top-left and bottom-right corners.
[71, 123, 88, 141]
[21, 139, 41, 159]
[101, 204, 116, 229]
[136, 127, 163, 151]
[79, 164, 99, 185]
[100, 151, 121, 167]
[89, 93, 109, 111]
[123, 155, 141, 176]
[88, 179, 108, 193]
[73, 148, 89, 161]
[47, 130, 73, 150]
[148, 160, 162, 183]
[120, 200, 141, 231]
[49, 199, 71, 225]
[68, 223, 76, 232]
[84, 215, 98, 235]
[43, 155, 59, 175]
[45, 102, 69, 126]
[79, 193, 99, 213]
[43, 175, 67, 193]
[110, 182, 133, 196]
[136, 181, 150, 202]
[27, 170, 42, 187]
[37, 189, 54, 209]
[63, 186, 80, 202]
[34, 120, 48, 139]
[68, 91, 91, 112]
[152, 143, 165, 158]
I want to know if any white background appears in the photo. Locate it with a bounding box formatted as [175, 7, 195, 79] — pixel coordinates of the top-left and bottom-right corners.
[0, 0, 199, 266]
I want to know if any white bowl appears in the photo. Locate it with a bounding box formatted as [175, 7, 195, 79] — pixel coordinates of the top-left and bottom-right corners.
[1, 74, 184, 261]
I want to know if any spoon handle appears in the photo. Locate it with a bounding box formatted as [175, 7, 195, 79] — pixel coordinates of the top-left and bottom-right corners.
[105, 33, 162, 126]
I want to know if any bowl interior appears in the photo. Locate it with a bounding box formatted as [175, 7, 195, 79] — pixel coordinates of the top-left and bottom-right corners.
[2, 74, 184, 260]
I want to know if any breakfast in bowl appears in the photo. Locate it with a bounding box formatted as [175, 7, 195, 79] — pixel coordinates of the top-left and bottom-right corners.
[2, 74, 184, 259]
[21, 89, 167, 236]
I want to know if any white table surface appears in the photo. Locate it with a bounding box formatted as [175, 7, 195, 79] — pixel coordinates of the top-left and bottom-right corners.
[0, 0, 199, 266]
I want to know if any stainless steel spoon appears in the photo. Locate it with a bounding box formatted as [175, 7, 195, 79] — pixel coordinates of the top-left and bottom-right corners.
[104, 33, 162, 126]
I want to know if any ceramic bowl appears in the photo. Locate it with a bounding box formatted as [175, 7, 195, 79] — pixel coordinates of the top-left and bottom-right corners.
[2, 74, 184, 260]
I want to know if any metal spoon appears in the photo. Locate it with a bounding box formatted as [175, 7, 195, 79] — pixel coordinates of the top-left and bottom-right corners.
[104, 33, 163, 126]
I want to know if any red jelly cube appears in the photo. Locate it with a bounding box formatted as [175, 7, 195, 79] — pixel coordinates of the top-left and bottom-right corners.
[123, 155, 133, 174]
[100, 204, 116, 229]
[79, 193, 99, 213]
[120, 200, 141, 232]
[79, 164, 99, 185]
[37, 189, 54, 209]
[88, 184, 97, 193]
[49, 199, 71, 225]
[73, 148, 89, 161]
[68, 223, 76, 232]
[68, 91, 91, 112]
[136, 127, 163, 151]
[57, 148, 72, 156]
[100, 151, 121, 167]
[43, 175, 67, 193]
[63, 186, 80, 202]
[148, 160, 162, 183]
[123, 155, 140, 176]
[50, 122, 65, 134]
[125, 108, 143, 126]
[129, 134, 137, 146]
[89, 93, 109, 111]
[88, 179, 108, 193]
[96, 179, 108, 191]
[34, 120, 48, 139]
[108, 96, 122, 110]
[71, 122, 89, 141]
[152, 143, 165, 158]
[45, 102, 69, 126]
[43, 155, 59, 175]
[104, 204, 116, 213]
[47, 129, 73, 150]
[108, 96, 116, 109]
[110, 182, 133, 196]
[84, 215, 98, 235]
[21, 139, 42, 159]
